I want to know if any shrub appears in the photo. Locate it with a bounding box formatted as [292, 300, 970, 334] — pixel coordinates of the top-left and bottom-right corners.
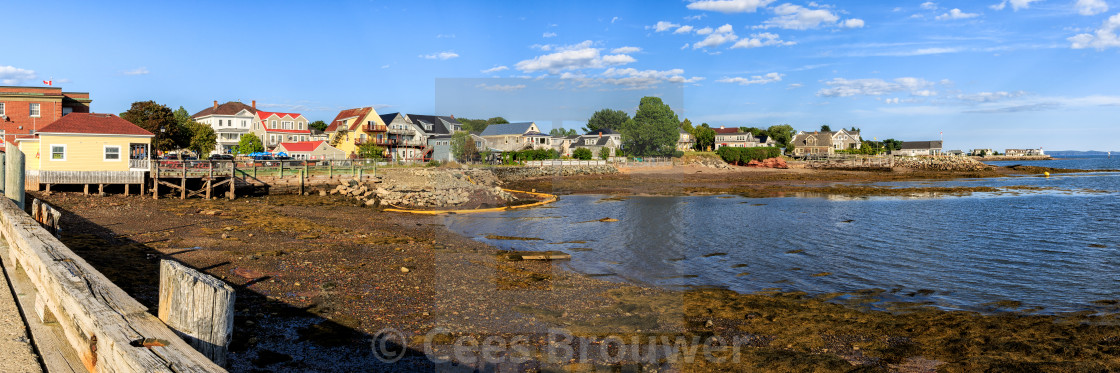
[573, 148, 593, 160]
[671, 150, 684, 158]
[599, 149, 610, 160]
[716, 147, 781, 165]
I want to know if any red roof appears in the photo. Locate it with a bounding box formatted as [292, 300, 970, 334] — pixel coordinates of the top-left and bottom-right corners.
[713, 127, 741, 134]
[277, 141, 325, 152]
[257, 111, 303, 120]
[326, 107, 373, 132]
[36, 113, 154, 136]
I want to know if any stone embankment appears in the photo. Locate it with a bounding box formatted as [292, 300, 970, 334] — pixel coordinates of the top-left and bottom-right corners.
[674, 156, 732, 169]
[892, 156, 993, 171]
[327, 168, 515, 208]
[489, 165, 618, 181]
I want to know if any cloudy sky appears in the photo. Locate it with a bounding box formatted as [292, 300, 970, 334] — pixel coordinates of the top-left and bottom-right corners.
[3, 0, 1119, 150]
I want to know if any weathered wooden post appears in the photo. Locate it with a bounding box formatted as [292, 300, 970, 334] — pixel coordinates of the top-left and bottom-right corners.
[181, 161, 187, 200]
[229, 162, 236, 200]
[328, 161, 333, 178]
[153, 162, 160, 199]
[159, 260, 235, 366]
[5, 147, 26, 209]
[206, 161, 214, 199]
[0, 154, 6, 194]
[279, 161, 285, 178]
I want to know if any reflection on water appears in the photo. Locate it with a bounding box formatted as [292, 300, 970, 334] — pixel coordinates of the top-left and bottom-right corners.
[445, 171, 1120, 313]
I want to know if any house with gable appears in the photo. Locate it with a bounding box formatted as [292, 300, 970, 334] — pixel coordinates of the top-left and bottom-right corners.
[713, 126, 758, 149]
[1, 85, 92, 150]
[191, 100, 257, 154]
[325, 107, 379, 157]
[478, 122, 544, 152]
[274, 140, 346, 160]
[790, 129, 863, 156]
[17, 113, 152, 192]
[252, 110, 310, 150]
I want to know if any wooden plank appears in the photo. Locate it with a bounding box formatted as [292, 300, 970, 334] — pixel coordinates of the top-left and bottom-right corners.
[0, 199, 225, 372]
[1, 239, 74, 373]
[159, 260, 234, 366]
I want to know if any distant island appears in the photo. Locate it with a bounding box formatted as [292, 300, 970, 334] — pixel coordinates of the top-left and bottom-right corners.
[1045, 150, 1116, 156]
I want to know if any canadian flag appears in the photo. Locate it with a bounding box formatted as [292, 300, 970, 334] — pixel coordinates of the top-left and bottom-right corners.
[43, 80, 52, 86]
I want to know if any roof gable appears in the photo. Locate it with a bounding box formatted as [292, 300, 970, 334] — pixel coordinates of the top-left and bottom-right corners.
[257, 111, 304, 121]
[480, 122, 536, 137]
[277, 141, 326, 152]
[37, 113, 154, 136]
[192, 101, 257, 118]
[326, 107, 374, 132]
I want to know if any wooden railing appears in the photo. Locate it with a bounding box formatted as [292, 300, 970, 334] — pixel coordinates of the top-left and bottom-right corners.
[0, 198, 225, 372]
[129, 159, 150, 169]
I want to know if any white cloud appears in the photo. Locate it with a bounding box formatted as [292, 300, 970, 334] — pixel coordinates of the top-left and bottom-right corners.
[543, 32, 558, 38]
[475, 83, 527, 92]
[686, 0, 775, 13]
[381, 64, 390, 69]
[684, 14, 707, 20]
[436, 34, 456, 38]
[649, 21, 681, 32]
[956, 91, 1028, 102]
[601, 54, 637, 65]
[0, 65, 36, 85]
[600, 67, 704, 89]
[481, 65, 510, 74]
[693, 24, 738, 49]
[514, 41, 636, 73]
[730, 32, 796, 48]
[1076, 0, 1109, 15]
[674, 25, 695, 34]
[762, 3, 840, 30]
[419, 51, 459, 60]
[122, 67, 150, 75]
[717, 72, 784, 85]
[695, 26, 714, 35]
[610, 46, 642, 54]
[817, 77, 936, 97]
[920, 2, 938, 10]
[936, 8, 980, 20]
[611, 16, 620, 23]
[841, 18, 865, 28]
[1069, 13, 1120, 49]
[990, 0, 1042, 11]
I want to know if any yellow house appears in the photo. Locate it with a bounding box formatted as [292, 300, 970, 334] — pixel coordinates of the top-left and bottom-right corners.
[325, 107, 386, 157]
[17, 113, 153, 191]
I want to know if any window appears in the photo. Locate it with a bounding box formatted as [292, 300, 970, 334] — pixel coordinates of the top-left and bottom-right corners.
[282, 121, 293, 129]
[104, 145, 121, 161]
[241, 120, 247, 127]
[30, 103, 40, 118]
[50, 145, 66, 160]
[298, 122, 304, 130]
[63, 107, 73, 116]
[219, 119, 224, 126]
[271, 120, 277, 129]
[0, 102, 5, 116]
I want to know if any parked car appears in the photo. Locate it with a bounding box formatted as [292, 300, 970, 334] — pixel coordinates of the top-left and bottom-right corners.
[208, 154, 234, 161]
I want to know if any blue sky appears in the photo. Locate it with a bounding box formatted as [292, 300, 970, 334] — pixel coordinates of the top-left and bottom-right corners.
[3, 0, 1119, 150]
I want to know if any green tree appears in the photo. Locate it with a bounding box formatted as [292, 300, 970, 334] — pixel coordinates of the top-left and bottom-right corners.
[309, 120, 328, 132]
[357, 143, 385, 160]
[585, 108, 630, 133]
[185, 121, 217, 156]
[739, 126, 767, 137]
[766, 124, 796, 149]
[237, 132, 264, 155]
[457, 116, 509, 134]
[881, 138, 903, 151]
[681, 118, 695, 134]
[599, 148, 610, 160]
[694, 124, 716, 151]
[618, 97, 680, 157]
[820, 124, 832, 132]
[549, 127, 578, 137]
[572, 148, 593, 160]
[450, 131, 479, 162]
[121, 101, 186, 153]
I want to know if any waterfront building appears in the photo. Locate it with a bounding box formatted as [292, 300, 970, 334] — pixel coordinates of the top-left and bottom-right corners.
[895, 141, 944, 156]
[274, 140, 346, 160]
[0, 85, 91, 150]
[191, 100, 257, 154]
[16, 113, 152, 191]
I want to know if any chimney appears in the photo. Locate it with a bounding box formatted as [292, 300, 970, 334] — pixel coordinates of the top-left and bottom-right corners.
[719, 125, 725, 129]
[252, 100, 256, 110]
[598, 131, 602, 138]
[213, 100, 218, 110]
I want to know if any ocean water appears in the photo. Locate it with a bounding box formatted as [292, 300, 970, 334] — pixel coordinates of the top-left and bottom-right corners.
[445, 159, 1120, 313]
[983, 154, 1120, 170]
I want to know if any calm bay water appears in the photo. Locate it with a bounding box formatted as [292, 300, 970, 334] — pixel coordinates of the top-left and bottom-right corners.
[446, 158, 1120, 313]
